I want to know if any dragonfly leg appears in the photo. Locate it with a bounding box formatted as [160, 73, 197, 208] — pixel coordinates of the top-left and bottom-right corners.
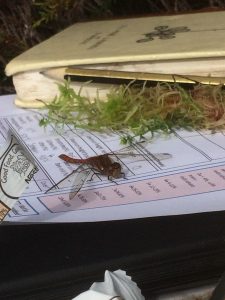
[108, 175, 113, 181]
[87, 171, 101, 182]
[107, 172, 127, 181]
[120, 172, 127, 180]
[45, 169, 77, 193]
[108, 176, 119, 185]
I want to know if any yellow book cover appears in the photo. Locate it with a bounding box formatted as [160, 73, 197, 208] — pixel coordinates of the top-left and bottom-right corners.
[5, 10, 225, 107]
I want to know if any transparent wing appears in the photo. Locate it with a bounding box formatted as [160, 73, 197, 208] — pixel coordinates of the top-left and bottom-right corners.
[108, 143, 172, 161]
[107, 144, 141, 159]
[69, 166, 92, 200]
[45, 165, 92, 199]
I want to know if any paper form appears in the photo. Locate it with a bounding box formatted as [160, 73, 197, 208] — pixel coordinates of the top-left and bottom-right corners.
[0, 133, 38, 220]
[2, 95, 225, 222]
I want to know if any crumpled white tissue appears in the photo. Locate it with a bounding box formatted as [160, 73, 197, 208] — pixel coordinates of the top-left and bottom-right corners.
[73, 269, 145, 300]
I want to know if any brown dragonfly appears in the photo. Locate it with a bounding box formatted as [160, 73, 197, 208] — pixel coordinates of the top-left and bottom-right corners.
[46, 149, 171, 199]
[59, 153, 124, 179]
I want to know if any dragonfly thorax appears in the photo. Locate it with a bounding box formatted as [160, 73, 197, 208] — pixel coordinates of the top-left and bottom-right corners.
[107, 162, 122, 178]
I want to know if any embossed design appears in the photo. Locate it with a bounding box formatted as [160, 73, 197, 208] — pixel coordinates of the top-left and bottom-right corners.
[136, 25, 190, 43]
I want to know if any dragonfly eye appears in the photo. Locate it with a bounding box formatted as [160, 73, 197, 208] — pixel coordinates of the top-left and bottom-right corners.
[110, 162, 122, 178]
[112, 162, 121, 169]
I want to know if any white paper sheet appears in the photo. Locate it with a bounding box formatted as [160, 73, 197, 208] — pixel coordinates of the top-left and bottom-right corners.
[2, 95, 225, 223]
[72, 270, 144, 300]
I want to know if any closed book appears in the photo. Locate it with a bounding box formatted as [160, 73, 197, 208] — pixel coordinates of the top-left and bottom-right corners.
[5, 10, 225, 108]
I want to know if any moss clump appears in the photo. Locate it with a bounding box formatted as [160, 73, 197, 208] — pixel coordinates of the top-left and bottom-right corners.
[39, 80, 225, 144]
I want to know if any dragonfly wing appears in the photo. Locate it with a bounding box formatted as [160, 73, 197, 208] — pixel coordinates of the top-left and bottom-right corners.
[45, 165, 91, 197]
[107, 145, 140, 159]
[69, 165, 92, 200]
[107, 143, 172, 161]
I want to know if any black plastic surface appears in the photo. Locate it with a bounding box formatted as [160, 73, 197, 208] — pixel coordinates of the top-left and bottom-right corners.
[1, 211, 225, 299]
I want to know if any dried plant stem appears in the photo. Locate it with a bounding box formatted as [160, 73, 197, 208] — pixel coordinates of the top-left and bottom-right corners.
[39, 80, 225, 144]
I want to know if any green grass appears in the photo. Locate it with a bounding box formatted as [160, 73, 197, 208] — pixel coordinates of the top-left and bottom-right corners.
[39, 79, 225, 144]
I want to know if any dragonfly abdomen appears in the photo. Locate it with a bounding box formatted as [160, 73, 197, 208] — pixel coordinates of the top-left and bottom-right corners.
[59, 154, 86, 164]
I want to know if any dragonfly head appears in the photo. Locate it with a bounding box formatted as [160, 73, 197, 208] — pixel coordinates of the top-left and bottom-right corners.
[109, 162, 122, 178]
